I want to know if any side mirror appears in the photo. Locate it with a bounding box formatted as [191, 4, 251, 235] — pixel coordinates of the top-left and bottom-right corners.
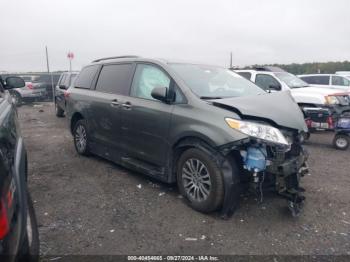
[4, 77, 25, 89]
[269, 84, 281, 91]
[59, 84, 67, 90]
[151, 86, 168, 102]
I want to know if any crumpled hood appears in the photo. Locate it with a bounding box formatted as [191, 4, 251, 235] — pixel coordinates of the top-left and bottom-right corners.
[212, 91, 308, 132]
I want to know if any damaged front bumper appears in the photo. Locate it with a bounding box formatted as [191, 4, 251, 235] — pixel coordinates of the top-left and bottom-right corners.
[220, 134, 309, 219]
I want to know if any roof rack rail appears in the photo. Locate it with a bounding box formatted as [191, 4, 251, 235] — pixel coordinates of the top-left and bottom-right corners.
[252, 66, 286, 72]
[92, 55, 140, 63]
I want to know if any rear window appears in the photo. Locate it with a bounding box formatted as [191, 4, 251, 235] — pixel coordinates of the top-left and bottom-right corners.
[75, 66, 99, 89]
[95, 63, 134, 95]
[300, 75, 330, 85]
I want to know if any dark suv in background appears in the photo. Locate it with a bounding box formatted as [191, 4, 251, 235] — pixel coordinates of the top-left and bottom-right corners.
[0, 76, 39, 261]
[55, 71, 79, 117]
[66, 56, 309, 217]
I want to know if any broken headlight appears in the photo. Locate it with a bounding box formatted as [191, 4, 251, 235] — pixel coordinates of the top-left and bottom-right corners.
[225, 118, 289, 146]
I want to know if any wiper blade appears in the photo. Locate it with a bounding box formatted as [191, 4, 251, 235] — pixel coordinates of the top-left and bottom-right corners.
[200, 96, 223, 100]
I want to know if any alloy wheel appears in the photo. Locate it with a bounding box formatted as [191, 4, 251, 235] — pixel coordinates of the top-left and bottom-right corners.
[75, 124, 87, 152]
[182, 158, 211, 201]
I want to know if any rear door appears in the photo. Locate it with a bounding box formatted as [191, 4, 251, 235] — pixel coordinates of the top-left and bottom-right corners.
[89, 63, 135, 152]
[120, 63, 173, 167]
[55, 74, 67, 108]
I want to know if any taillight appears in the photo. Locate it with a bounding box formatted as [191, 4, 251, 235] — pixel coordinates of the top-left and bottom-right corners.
[64, 90, 70, 98]
[0, 198, 9, 240]
[27, 83, 33, 89]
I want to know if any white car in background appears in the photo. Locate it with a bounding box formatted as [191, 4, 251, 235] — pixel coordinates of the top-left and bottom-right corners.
[234, 67, 350, 129]
[336, 71, 350, 80]
[298, 74, 350, 91]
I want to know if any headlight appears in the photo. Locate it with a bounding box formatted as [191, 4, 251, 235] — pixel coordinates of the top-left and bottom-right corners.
[225, 118, 289, 146]
[325, 95, 340, 105]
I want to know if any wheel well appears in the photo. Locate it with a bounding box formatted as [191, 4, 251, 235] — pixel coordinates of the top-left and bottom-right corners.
[170, 136, 244, 183]
[171, 137, 213, 182]
[70, 112, 84, 133]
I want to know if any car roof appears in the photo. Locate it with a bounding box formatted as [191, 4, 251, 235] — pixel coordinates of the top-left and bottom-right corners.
[298, 74, 336, 77]
[88, 56, 225, 68]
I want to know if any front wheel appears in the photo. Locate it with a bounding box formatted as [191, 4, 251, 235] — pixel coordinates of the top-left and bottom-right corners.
[333, 134, 349, 150]
[177, 148, 225, 213]
[73, 119, 90, 155]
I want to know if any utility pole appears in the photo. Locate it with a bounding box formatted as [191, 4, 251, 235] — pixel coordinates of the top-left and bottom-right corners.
[45, 46, 55, 103]
[230, 52, 233, 69]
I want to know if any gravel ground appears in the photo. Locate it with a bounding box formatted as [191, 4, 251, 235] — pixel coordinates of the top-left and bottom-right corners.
[18, 102, 350, 256]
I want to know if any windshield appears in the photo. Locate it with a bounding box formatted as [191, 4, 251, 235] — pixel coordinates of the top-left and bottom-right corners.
[170, 63, 265, 98]
[275, 72, 308, 88]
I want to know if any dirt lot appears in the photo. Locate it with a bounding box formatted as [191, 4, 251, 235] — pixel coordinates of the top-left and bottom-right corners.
[18, 102, 350, 256]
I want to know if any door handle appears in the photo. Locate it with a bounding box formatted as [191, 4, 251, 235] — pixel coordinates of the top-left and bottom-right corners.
[121, 101, 132, 110]
[110, 99, 120, 107]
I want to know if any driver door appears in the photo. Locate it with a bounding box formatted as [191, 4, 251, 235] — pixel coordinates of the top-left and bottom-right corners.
[120, 63, 173, 167]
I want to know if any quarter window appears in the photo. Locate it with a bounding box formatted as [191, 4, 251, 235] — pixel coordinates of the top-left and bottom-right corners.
[131, 64, 170, 100]
[75, 65, 99, 89]
[95, 64, 134, 95]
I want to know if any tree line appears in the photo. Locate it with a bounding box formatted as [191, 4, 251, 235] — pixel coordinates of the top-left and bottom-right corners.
[265, 61, 350, 75]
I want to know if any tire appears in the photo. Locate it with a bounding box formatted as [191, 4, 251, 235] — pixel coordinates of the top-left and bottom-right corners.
[177, 148, 225, 213]
[73, 119, 90, 155]
[18, 193, 39, 262]
[12, 91, 22, 107]
[55, 101, 65, 117]
[333, 134, 349, 150]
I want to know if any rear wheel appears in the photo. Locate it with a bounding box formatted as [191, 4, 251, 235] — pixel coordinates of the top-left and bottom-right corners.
[73, 119, 90, 155]
[333, 134, 349, 150]
[18, 192, 39, 262]
[12, 91, 22, 107]
[177, 148, 225, 213]
[55, 101, 64, 117]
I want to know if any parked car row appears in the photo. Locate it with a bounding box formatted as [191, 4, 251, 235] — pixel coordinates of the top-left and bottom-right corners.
[3, 73, 61, 106]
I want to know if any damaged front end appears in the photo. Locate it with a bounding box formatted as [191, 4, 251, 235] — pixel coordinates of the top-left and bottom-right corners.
[220, 119, 309, 218]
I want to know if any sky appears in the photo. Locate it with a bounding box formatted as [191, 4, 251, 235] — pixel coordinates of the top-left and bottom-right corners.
[0, 0, 349, 72]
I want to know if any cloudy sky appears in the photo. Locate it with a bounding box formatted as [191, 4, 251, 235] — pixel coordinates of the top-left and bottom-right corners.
[1, 0, 349, 72]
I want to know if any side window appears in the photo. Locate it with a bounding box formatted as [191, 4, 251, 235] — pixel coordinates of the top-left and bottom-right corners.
[58, 74, 65, 86]
[332, 76, 350, 86]
[131, 64, 170, 100]
[299, 76, 314, 84]
[303, 76, 330, 85]
[95, 64, 134, 95]
[315, 76, 330, 85]
[255, 74, 281, 91]
[75, 65, 99, 89]
[237, 72, 252, 80]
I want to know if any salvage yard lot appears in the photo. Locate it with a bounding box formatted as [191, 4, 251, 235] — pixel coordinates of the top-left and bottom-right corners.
[19, 102, 350, 255]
